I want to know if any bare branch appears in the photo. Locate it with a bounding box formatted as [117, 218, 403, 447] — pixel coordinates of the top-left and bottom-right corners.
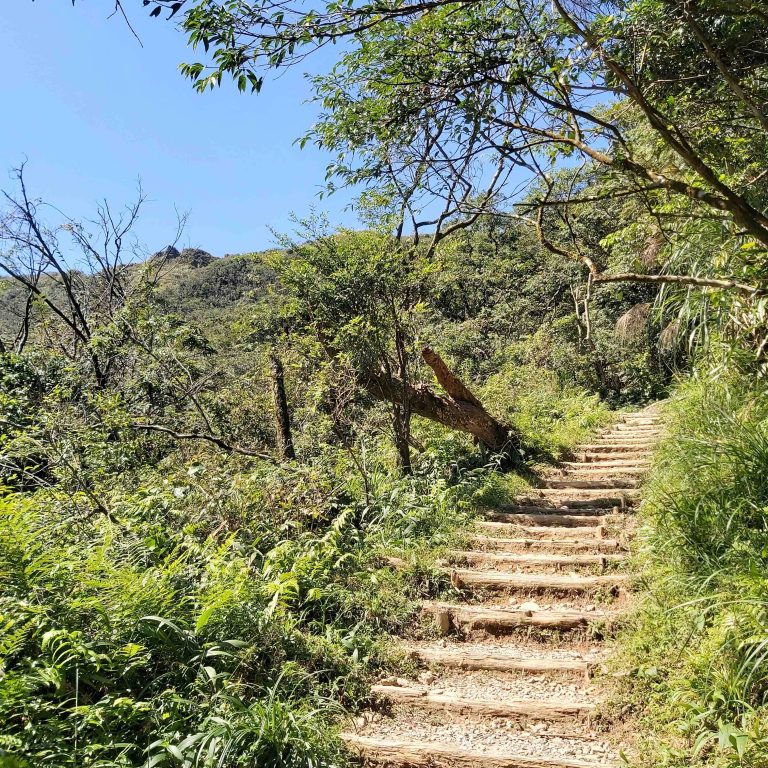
[129, 422, 280, 462]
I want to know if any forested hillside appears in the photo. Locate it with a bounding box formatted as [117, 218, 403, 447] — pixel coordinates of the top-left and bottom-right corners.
[2, 0, 768, 767]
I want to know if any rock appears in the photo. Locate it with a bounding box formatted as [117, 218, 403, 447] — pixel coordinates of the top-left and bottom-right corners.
[179, 247, 215, 267]
[418, 671, 437, 685]
[519, 600, 540, 613]
[154, 245, 180, 261]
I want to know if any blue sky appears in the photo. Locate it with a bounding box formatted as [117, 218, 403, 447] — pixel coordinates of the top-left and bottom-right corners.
[1, 2, 357, 256]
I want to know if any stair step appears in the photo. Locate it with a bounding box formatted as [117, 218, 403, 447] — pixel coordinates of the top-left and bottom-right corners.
[578, 445, 651, 455]
[423, 602, 617, 633]
[471, 535, 623, 553]
[543, 478, 640, 490]
[371, 684, 595, 720]
[450, 550, 624, 567]
[484, 512, 606, 528]
[619, 417, 659, 425]
[452, 569, 627, 593]
[511, 496, 631, 509]
[519, 489, 639, 505]
[561, 459, 651, 476]
[342, 733, 616, 768]
[500, 504, 617, 514]
[593, 437, 656, 444]
[478, 522, 605, 539]
[402, 643, 596, 674]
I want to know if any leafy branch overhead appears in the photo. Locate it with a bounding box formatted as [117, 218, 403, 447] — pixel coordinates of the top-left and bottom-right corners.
[136, 1, 768, 301]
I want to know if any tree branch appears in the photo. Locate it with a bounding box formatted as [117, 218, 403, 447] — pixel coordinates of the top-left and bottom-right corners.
[129, 423, 279, 462]
[592, 272, 765, 296]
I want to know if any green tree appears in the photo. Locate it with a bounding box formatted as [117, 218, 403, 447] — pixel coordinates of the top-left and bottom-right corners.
[133, 0, 768, 354]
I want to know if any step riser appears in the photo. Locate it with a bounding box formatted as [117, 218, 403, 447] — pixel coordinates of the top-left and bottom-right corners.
[423, 604, 615, 634]
[523, 489, 639, 498]
[342, 735, 611, 768]
[405, 648, 591, 674]
[501, 504, 618, 514]
[452, 551, 624, 567]
[514, 494, 636, 508]
[453, 569, 627, 593]
[594, 436, 656, 443]
[485, 513, 605, 527]
[478, 522, 605, 539]
[543, 479, 640, 489]
[471, 536, 624, 553]
[560, 464, 649, 471]
[609, 429, 661, 436]
[371, 685, 595, 721]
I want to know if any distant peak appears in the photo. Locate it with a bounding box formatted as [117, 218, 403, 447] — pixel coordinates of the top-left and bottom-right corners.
[179, 248, 216, 267]
[155, 245, 180, 261]
[152, 246, 216, 268]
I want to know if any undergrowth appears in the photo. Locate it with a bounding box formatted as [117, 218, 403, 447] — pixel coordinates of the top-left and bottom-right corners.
[0, 373, 611, 768]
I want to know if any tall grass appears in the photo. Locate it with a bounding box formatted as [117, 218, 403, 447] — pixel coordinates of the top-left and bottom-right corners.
[615, 373, 768, 767]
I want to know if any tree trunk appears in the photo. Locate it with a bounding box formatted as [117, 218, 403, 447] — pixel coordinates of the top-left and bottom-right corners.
[392, 325, 413, 475]
[268, 350, 296, 460]
[363, 347, 518, 457]
[392, 403, 413, 475]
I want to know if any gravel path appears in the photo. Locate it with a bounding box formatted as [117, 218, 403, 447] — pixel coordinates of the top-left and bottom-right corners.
[378, 669, 600, 703]
[351, 711, 617, 762]
[404, 638, 607, 661]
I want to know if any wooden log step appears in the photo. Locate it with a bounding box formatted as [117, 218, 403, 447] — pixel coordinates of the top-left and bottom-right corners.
[370, 684, 596, 720]
[471, 535, 623, 552]
[593, 436, 656, 444]
[555, 473, 645, 483]
[342, 734, 616, 768]
[560, 461, 648, 470]
[578, 445, 651, 455]
[423, 602, 615, 633]
[599, 428, 657, 435]
[520, 489, 639, 504]
[483, 512, 606, 528]
[601, 432, 658, 438]
[499, 503, 616, 514]
[477, 522, 604, 539]
[619, 417, 659, 425]
[578, 454, 650, 465]
[542, 478, 640, 490]
[402, 643, 595, 674]
[450, 550, 624, 567]
[510, 494, 629, 509]
[452, 569, 627, 593]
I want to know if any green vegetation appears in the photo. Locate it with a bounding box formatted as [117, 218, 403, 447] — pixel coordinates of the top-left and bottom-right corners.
[4, 0, 768, 765]
[0, 189, 619, 767]
[613, 371, 768, 766]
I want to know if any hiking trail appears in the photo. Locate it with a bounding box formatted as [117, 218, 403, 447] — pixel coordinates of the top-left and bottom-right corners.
[344, 404, 663, 767]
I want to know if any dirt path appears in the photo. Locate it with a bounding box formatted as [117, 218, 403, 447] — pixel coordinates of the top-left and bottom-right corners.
[343, 405, 662, 767]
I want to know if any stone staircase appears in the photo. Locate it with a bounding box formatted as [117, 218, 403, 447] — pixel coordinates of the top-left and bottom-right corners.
[343, 405, 662, 767]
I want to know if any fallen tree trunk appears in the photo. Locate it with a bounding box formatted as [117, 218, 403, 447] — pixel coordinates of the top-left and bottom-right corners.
[363, 346, 517, 455]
